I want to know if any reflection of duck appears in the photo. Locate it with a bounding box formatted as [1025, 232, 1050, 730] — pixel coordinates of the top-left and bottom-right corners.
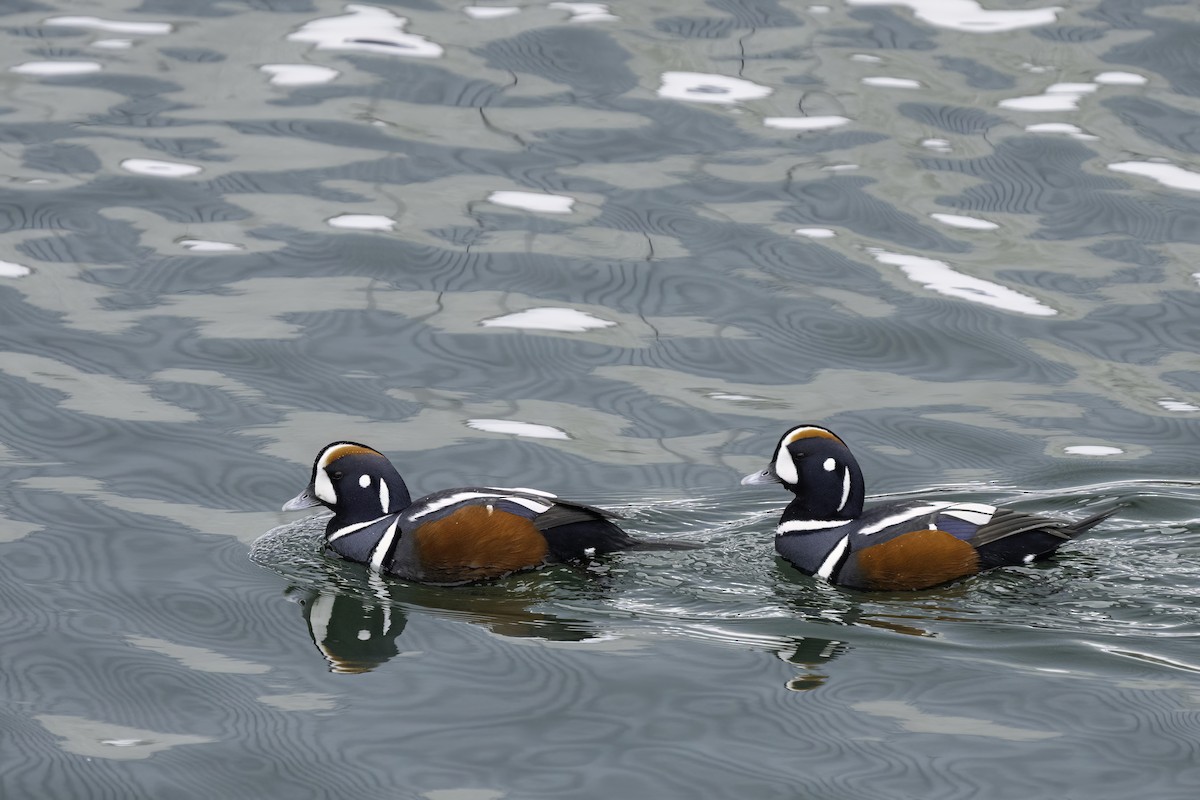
[743, 425, 1123, 590]
[289, 570, 606, 673]
[775, 635, 849, 692]
[283, 442, 695, 585]
[290, 581, 405, 674]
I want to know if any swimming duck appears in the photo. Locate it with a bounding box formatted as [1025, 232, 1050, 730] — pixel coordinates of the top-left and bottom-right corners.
[741, 424, 1122, 590]
[283, 441, 688, 584]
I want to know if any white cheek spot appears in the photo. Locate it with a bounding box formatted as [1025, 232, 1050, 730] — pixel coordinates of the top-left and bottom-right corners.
[359, 474, 371, 488]
[823, 457, 836, 471]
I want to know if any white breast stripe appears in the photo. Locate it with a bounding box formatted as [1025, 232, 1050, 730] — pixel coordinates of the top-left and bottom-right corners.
[369, 518, 402, 571]
[379, 479, 390, 514]
[328, 514, 392, 542]
[816, 535, 850, 581]
[837, 467, 851, 512]
[777, 519, 849, 533]
[858, 503, 952, 535]
[942, 507, 994, 526]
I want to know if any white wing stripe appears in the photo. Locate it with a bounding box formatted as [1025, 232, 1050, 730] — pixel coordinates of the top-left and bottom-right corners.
[409, 491, 553, 519]
[858, 503, 952, 535]
[942, 508, 994, 526]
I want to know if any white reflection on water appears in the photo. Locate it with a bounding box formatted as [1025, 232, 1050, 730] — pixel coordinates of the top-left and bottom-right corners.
[1157, 399, 1200, 413]
[288, 4, 444, 58]
[929, 213, 1000, 231]
[327, 214, 396, 230]
[846, 0, 1059, 33]
[0, 260, 32, 278]
[260, 64, 340, 86]
[1094, 71, 1148, 86]
[1064, 445, 1125, 456]
[179, 239, 245, 253]
[763, 116, 850, 131]
[657, 72, 773, 105]
[1000, 82, 1098, 112]
[861, 76, 922, 89]
[10, 61, 102, 76]
[487, 190, 575, 214]
[44, 16, 173, 35]
[1024, 122, 1098, 140]
[548, 2, 618, 23]
[35, 715, 213, 761]
[463, 6, 520, 19]
[120, 158, 202, 177]
[868, 249, 1057, 317]
[481, 307, 616, 332]
[1108, 161, 1200, 192]
[466, 419, 571, 439]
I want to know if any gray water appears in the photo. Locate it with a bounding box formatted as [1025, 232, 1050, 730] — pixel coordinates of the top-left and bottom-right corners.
[1, 0, 1199, 797]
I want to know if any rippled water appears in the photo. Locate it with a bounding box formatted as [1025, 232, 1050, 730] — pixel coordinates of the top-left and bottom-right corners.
[2, 0, 1199, 797]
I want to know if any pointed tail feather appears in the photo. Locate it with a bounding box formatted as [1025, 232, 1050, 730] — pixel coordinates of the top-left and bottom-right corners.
[1065, 502, 1127, 538]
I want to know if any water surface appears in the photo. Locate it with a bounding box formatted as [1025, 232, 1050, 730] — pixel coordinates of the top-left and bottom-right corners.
[1, 1, 1199, 797]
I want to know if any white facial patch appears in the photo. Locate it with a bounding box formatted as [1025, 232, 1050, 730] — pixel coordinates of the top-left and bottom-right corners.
[379, 479, 390, 513]
[314, 467, 337, 504]
[823, 457, 836, 471]
[359, 474, 371, 488]
[774, 443, 799, 485]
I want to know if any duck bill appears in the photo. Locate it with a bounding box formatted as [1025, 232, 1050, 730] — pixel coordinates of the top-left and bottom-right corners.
[740, 468, 780, 486]
[282, 485, 323, 511]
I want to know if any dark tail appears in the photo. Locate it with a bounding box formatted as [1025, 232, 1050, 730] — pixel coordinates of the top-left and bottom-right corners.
[1066, 502, 1127, 537]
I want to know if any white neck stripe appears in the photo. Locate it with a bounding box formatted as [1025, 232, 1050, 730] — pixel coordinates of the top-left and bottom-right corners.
[329, 514, 391, 541]
[777, 518, 849, 533]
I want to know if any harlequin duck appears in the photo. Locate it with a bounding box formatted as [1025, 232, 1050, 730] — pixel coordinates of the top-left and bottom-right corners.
[741, 424, 1122, 591]
[283, 441, 692, 585]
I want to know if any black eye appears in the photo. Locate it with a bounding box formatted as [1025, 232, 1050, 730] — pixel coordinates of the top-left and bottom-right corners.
[331, 471, 343, 480]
